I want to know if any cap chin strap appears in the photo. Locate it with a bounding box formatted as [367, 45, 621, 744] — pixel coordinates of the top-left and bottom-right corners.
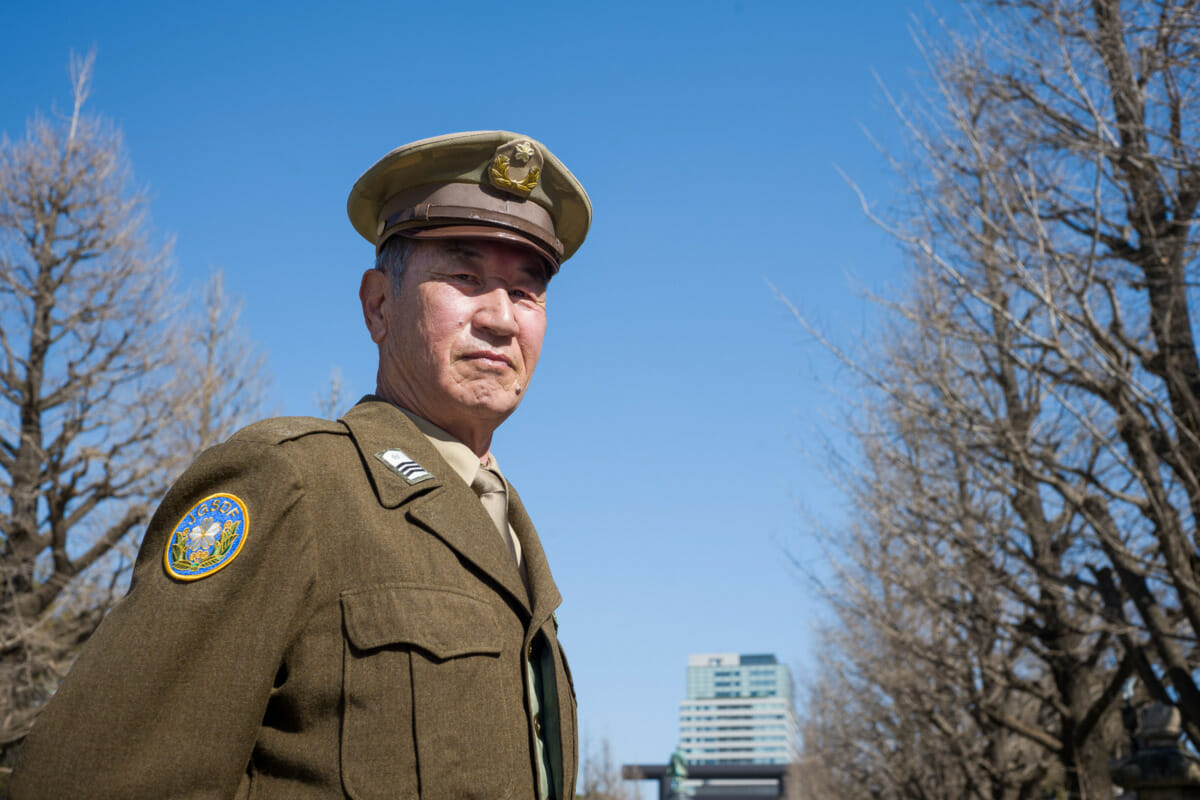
[376, 181, 564, 265]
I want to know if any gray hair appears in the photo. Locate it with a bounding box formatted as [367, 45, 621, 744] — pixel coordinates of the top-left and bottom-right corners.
[375, 235, 556, 289]
[375, 236, 418, 292]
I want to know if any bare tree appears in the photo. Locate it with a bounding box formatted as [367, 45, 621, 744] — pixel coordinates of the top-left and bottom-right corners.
[578, 738, 639, 800]
[171, 269, 267, 452]
[795, 1, 1200, 797]
[0, 53, 266, 757]
[315, 366, 349, 420]
[794, 348, 1071, 800]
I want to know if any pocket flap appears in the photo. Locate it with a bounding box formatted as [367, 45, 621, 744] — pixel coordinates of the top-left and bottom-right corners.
[341, 585, 502, 658]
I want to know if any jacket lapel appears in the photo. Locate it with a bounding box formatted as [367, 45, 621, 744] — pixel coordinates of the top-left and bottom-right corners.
[341, 399, 530, 613]
[508, 485, 561, 627]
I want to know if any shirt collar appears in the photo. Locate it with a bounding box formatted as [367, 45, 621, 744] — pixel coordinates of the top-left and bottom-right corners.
[396, 407, 501, 487]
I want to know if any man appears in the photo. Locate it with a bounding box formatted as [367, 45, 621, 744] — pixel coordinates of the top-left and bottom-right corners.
[11, 130, 591, 799]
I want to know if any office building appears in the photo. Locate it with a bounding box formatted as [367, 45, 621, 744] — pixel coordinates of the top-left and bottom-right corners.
[678, 653, 799, 766]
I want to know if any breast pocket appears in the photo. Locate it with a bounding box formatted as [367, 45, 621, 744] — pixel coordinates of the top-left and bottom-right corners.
[340, 584, 520, 800]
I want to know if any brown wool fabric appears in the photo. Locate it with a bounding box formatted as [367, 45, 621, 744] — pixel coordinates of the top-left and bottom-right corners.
[10, 399, 577, 800]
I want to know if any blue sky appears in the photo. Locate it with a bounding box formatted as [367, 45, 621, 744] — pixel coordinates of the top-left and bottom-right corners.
[4, 0, 949, 772]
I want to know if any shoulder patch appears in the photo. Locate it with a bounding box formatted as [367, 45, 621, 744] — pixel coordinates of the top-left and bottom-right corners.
[164, 493, 250, 581]
[375, 449, 434, 484]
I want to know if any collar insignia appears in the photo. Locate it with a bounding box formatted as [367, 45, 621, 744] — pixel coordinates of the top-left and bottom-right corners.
[164, 493, 249, 581]
[375, 449, 433, 485]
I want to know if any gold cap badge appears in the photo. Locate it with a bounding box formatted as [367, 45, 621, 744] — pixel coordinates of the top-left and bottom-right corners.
[489, 138, 543, 197]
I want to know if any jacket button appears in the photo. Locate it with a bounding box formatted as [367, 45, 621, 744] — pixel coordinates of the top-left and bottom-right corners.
[534, 713, 544, 737]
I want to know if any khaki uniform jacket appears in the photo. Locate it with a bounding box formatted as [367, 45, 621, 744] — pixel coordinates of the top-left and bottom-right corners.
[12, 399, 578, 800]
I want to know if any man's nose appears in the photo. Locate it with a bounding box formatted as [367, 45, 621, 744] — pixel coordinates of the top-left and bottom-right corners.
[475, 286, 519, 336]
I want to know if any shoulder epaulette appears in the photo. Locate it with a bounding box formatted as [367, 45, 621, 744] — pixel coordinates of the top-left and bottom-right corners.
[229, 416, 347, 445]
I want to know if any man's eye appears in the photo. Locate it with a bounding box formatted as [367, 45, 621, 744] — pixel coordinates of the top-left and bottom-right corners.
[510, 288, 544, 305]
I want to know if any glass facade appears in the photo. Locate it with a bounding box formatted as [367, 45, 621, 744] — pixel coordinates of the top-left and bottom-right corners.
[678, 653, 799, 766]
[685, 654, 794, 702]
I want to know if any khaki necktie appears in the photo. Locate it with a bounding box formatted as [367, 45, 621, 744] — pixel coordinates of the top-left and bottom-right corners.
[472, 469, 550, 798]
[471, 466, 524, 571]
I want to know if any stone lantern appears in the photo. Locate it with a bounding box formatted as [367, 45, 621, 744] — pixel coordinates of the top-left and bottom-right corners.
[1111, 703, 1200, 799]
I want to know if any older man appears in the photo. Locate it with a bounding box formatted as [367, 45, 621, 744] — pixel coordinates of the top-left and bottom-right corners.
[12, 131, 590, 800]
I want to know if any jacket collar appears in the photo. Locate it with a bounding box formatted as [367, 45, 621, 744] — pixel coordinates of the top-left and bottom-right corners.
[341, 397, 559, 618]
[508, 486, 562, 628]
[342, 398, 446, 509]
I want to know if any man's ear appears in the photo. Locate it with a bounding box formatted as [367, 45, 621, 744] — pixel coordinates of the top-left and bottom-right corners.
[359, 269, 390, 344]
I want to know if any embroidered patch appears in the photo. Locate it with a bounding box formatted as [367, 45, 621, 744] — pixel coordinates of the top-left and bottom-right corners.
[375, 449, 434, 485]
[164, 493, 249, 581]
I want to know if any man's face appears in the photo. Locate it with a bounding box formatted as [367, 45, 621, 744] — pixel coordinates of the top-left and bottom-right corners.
[364, 238, 549, 445]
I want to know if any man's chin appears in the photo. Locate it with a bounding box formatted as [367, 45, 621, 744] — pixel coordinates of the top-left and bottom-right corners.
[451, 388, 523, 421]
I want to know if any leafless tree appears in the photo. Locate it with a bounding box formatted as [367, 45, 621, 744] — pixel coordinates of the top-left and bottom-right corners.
[315, 366, 349, 420]
[795, 1, 1200, 797]
[171, 269, 267, 452]
[0, 53, 266, 758]
[794, 352, 1071, 800]
[578, 738, 639, 800]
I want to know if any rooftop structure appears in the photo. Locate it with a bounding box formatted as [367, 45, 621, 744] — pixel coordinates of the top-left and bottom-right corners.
[679, 653, 799, 767]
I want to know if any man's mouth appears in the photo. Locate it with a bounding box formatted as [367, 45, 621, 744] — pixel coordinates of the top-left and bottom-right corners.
[463, 350, 513, 369]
